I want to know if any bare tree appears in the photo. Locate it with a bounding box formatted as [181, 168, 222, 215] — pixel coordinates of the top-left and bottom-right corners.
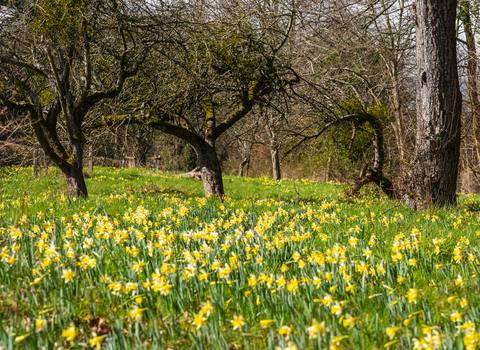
[0, 0, 149, 196]
[118, 0, 298, 197]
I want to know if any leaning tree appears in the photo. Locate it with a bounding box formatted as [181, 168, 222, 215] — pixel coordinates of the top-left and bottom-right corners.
[0, 0, 150, 197]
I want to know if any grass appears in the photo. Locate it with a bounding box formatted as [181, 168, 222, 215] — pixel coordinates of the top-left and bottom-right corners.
[1, 166, 480, 349]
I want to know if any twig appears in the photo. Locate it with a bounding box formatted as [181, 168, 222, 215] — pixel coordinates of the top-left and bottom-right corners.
[381, 204, 401, 215]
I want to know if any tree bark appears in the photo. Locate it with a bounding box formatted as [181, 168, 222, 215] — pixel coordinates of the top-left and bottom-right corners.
[407, 0, 462, 208]
[88, 146, 93, 173]
[271, 147, 281, 180]
[64, 164, 88, 197]
[266, 123, 281, 180]
[239, 158, 248, 177]
[33, 148, 38, 177]
[390, 67, 406, 160]
[238, 141, 251, 177]
[325, 157, 331, 182]
[197, 144, 224, 197]
[196, 97, 225, 197]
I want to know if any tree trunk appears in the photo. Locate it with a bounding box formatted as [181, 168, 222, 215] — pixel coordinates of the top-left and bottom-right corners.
[88, 146, 93, 173]
[64, 164, 88, 197]
[266, 124, 281, 180]
[197, 143, 224, 197]
[459, 2, 480, 169]
[325, 157, 331, 182]
[271, 147, 281, 180]
[238, 157, 250, 177]
[238, 141, 251, 177]
[348, 114, 396, 199]
[33, 148, 38, 177]
[391, 67, 406, 160]
[407, 0, 462, 208]
[239, 158, 248, 177]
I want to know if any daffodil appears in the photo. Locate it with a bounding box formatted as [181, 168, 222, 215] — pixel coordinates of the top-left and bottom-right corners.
[460, 321, 475, 330]
[386, 326, 400, 340]
[287, 279, 300, 293]
[15, 335, 28, 342]
[307, 319, 325, 338]
[322, 294, 333, 306]
[62, 269, 75, 283]
[408, 259, 418, 266]
[279, 325, 292, 336]
[35, 318, 45, 331]
[130, 307, 147, 320]
[406, 288, 419, 303]
[260, 319, 275, 328]
[447, 296, 457, 303]
[201, 301, 213, 316]
[231, 315, 245, 330]
[451, 311, 462, 322]
[331, 302, 343, 316]
[62, 324, 78, 342]
[193, 313, 206, 329]
[89, 334, 105, 349]
[30, 275, 45, 286]
[343, 314, 356, 327]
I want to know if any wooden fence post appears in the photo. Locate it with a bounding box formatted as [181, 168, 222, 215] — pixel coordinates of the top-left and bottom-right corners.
[33, 148, 38, 177]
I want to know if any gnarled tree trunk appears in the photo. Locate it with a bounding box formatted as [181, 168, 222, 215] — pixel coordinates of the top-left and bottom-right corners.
[64, 164, 88, 197]
[348, 114, 396, 199]
[406, 0, 462, 208]
[59, 138, 88, 197]
[197, 143, 224, 197]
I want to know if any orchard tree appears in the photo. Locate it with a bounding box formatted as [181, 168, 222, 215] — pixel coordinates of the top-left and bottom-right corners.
[0, 0, 149, 196]
[119, 0, 297, 197]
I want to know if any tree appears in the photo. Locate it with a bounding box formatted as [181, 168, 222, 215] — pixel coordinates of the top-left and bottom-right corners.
[121, 0, 297, 197]
[0, 0, 148, 196]
[281, 0, 406, 194]
[458, 1, 480, 169]
[405, 0, 462, 208]
[368, 0, 416, 161]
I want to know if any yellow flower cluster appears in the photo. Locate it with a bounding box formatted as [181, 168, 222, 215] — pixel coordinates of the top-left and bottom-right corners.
[3, 169, 480, 349]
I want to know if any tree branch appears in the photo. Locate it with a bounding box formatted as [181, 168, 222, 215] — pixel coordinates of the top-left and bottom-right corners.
[282, 114, 367, 159]
[0, 55, 49, 77]
[106, 114, 205, 150]
[215, 80, 262, 138]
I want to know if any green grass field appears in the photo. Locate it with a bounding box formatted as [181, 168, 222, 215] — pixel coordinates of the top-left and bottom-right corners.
[1, 167, 480, 349]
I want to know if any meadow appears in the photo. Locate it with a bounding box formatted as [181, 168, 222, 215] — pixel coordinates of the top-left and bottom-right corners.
[1, 167, 480, 350]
